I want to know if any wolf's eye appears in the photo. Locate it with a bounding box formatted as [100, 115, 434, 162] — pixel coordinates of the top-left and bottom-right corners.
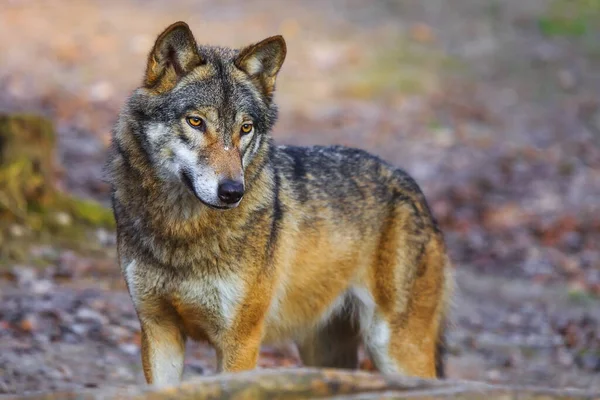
[240, 123, 253, 135]
[186, 116, 205, 130]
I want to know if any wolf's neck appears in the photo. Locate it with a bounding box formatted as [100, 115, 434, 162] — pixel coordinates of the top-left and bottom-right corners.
[154, 180, 207, 220]
[111, 141, 277, 270]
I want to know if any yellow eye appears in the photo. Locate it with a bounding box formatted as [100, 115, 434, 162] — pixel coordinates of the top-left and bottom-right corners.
[240, 123, 253, 135]
[186, 116, 204, 129]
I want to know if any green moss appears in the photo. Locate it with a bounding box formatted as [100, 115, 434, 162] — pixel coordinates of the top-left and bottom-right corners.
[539, 0, 600, 37]
[54, 194, 115, 229]
[538, 17, 588, 37]
[567, 288, 598, 303]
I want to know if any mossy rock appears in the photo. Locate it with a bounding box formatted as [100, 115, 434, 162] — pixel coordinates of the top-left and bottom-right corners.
[0, 114, 114, 263]
[0, 114, 57, 220]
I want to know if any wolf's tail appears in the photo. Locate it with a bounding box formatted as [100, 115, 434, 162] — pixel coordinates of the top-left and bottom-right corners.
[436, 259, 454, 379]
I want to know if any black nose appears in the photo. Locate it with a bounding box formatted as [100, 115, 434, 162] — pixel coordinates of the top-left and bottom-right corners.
[217, 180, 244, 204]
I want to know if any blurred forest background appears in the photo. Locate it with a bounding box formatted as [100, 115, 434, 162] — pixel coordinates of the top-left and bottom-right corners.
[0, 0, 600, 395]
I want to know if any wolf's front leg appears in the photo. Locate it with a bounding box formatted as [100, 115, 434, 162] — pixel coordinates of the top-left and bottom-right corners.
[217, 330, 263, 372]
[216, 286, 270, 372]
[140, 318, 186, 386]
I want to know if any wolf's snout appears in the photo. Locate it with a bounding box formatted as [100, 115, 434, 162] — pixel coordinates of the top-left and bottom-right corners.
[218, 180, 244, 204]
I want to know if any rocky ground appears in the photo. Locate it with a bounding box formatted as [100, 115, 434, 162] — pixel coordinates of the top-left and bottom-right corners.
[1, 0, 600, 396]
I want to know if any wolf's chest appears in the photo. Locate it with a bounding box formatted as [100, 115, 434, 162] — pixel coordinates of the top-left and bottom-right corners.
[168, 273, 245, 338]
[126, 258, 246, 340]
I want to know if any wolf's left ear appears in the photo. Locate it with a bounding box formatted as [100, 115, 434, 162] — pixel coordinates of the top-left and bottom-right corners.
[144, 21, 204, 93]
[235, 36, 286, 99]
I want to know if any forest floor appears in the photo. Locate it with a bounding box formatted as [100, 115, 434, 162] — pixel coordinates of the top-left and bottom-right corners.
[1, 0, 600, 395]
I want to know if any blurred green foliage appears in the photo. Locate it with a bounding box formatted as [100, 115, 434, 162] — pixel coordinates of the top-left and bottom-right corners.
[342, 38, 461, 99]
[538, 0, 600, 37]
[0, 114, 114, 265]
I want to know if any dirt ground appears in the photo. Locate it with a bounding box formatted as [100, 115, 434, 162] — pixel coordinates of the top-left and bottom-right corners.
[1, 0, 600, 395]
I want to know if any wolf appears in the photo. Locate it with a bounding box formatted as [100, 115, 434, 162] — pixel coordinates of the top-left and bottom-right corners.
[106, 21, 454, 386]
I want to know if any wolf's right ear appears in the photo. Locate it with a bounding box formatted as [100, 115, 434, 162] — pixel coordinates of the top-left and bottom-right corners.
[235, 36, 286, 100]
[144, 21, 203, 93]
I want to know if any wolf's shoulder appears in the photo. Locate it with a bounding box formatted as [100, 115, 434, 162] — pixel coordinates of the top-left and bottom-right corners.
[272, 144, 399, 176]
[270, 143, 424, 198]
[274, 144, 385, 166]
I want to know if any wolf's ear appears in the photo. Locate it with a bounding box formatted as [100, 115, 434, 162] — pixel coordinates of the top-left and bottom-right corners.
[144, 21, 203, 93]
[235, 36, 286, 99]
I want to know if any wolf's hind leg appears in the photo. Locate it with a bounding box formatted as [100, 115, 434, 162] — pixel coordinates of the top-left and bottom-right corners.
[362, 312, 439, 378]
[363, 239, 447, 378]
[296, 311, 360, 369]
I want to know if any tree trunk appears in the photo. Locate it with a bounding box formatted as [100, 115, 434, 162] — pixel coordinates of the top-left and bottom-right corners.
[5, 368, 596, 400]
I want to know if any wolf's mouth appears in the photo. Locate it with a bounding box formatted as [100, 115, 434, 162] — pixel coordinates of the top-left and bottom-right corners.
[181, 170, 196, 195]
[180, 170, 231, 210]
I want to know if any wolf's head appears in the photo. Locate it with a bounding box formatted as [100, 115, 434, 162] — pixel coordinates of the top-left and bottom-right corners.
[124, 21, 286, 210]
